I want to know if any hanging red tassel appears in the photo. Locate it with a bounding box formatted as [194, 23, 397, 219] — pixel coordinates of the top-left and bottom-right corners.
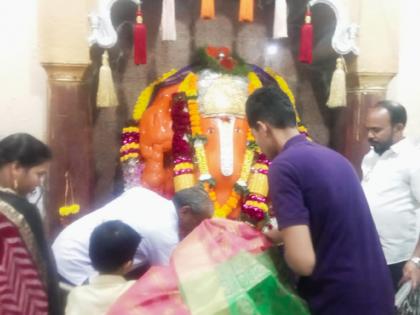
[134, 8, 147, 65]
[298, 7, 313, 64]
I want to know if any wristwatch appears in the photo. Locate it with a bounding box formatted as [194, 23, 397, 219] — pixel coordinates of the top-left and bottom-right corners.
[410, 257, 420, 268]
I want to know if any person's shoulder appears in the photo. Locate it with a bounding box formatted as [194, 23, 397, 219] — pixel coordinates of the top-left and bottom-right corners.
[276, 140, 343, 165]
[402, 139, 420, 156]
[0, 192, 38, 214]
[395, 139, 420, 165]
[124, 186, 173, 207]
[269, 155, 299, 180]
[362, 147, 376, 160]
[67, 283, 91, 301]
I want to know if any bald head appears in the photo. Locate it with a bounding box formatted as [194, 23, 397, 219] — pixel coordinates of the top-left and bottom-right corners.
[173, 186, 214, 239]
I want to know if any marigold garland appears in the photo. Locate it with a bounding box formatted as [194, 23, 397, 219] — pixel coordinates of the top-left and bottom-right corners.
[132, 69, 178, 121]
[242, 153, 271, 224]
[120, 126, 142, 189]
[120, 126, 140, 162]
[248, 71, 263, 94]
[59, 204, 80, 217]
[265, 67, 310, 137]
[179, 73, 210, 180]
[171, 92, 196, 191]
[59, 171, 80, 220]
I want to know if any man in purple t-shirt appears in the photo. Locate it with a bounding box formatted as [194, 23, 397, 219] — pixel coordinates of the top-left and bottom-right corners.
[245, 86, 394, 314]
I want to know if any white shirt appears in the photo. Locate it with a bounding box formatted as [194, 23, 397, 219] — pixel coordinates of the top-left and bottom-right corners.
[52, 187, 179, 285]
[65, 275, 134, 315]
[362, 138, 420, 264]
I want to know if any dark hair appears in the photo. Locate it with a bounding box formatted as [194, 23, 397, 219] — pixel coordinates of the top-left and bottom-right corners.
[0, 133, 52, 168]
[172, 186, 213, 215]
[89, 220, 141, 273]
[246, 86, 297, 129]
[375, 100, 407, 126]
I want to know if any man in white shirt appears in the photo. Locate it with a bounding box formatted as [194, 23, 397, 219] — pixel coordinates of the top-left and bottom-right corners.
[362, 100, 420, 290]
[52, 186, 213, 285]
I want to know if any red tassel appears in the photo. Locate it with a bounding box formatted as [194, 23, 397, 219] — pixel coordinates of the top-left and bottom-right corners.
[298, 8, 313, 64]
[134, 8, 147, 65]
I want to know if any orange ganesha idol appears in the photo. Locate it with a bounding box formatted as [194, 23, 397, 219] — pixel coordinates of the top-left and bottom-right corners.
[120, 47, 309, 228]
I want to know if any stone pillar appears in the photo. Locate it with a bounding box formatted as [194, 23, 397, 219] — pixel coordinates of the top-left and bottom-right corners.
[38, 0, 93, 237]
[337, 0, 399, 176]
[42, 64, 94, 237]
[340, 72, 395, 177]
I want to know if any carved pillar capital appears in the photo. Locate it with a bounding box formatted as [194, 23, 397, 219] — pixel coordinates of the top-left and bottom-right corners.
[347, 72, 397, 93]
[42, 63, 91, 83]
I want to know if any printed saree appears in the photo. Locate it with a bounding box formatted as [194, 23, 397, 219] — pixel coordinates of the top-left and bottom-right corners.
[0, 188, 61, 315]
[107, 218, 309, 315]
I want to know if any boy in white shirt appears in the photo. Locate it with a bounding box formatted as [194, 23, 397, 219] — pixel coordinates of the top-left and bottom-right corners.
[65, 220, 141, 315]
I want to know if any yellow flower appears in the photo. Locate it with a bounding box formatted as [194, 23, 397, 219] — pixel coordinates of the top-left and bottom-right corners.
[247, 129, 255, 142]
[264, 67, 302, 124]
[247, 200, 269, 212]
[227, 197, 239, 208]
[133, 69, 177, 121]
[59, 206, 69, 217]
[174, 162, 194, 171]
[239, 149, 255, 182]
[120, 143, 140, 152]
[123, 126, 139, 133]
[70, 204, 80, 214]
[248, 72, 263, 94]
[59, 203, 80, 217]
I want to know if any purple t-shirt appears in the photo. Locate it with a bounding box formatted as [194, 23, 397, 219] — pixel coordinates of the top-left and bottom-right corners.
[269, 135, 394, 315]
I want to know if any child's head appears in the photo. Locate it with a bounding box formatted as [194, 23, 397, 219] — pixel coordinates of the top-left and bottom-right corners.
[89, 220, 141, 274]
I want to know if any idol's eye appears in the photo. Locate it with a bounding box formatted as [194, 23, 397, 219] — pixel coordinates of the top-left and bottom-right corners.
[207, 127, 216, 134]
[234, 127, 242, 133]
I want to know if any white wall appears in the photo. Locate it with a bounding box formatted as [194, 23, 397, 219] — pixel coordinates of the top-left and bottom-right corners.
[0, 0, 47, 141]
[387, 0, 420, 144]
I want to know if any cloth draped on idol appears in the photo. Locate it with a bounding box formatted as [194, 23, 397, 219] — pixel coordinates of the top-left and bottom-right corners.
[107, 219, 309, 315]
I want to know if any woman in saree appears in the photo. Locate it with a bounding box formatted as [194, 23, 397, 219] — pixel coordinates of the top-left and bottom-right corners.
[0, 133, 61, 315]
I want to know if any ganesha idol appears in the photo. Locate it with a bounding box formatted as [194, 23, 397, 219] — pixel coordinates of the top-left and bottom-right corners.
[120, 47, 308, 227]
